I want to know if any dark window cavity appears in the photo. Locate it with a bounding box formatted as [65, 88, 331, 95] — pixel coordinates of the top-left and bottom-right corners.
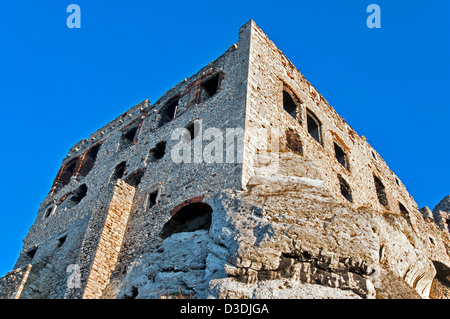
[160, 202, 213, 239]
[148, 141, 166, 163]
[306, 109, 322, 145]
[147, 188, 160, 209]
[43, 206, 54, 219]
[26, 247, 38, 261]
[79, 144, 102, 177]
[68, 184, 88, 207]
[58, 158, 79, 188]
[57, 235, 67, 248]
[334, 142, 349, 171]
[338, 175, 353, 202]
[372, 151, 377, 161]
[125, 169, 146, 187]
[282, 85, 301, 121]
[184, 120, 200, 142]
[374, 175, 388, 207]
[398, 202, 409, 217]
[111, 161, 127, 182]
[120, 126, 138, 149]
[158, 95, 180, 128]
[199, 73, 220, 103]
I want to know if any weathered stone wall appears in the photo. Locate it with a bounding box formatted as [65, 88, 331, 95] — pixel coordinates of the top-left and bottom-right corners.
[4, 19, 252, 299]
[0, 265, 32, 299]
[242, 21, 416, 215]
[1, 20, 449, 299]
[81, 179, 135, 299]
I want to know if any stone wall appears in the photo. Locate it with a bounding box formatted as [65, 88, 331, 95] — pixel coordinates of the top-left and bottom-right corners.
[0, 265, 32, 299]
[1, 20, 449, 299]
[82, 179, 135, 299]
[242, 20, 416, 216]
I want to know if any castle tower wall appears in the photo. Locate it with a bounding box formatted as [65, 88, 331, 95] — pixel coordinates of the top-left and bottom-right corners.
[1, 20, 449, 300]
[6, 19, 253, 299]
[242, 20, 417, 216]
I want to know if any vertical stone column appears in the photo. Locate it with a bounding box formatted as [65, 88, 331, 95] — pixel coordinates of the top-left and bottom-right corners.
[72, 179, 135, 299]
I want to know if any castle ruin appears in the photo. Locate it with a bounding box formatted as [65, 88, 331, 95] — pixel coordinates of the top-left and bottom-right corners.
[1, 20, 449, 299]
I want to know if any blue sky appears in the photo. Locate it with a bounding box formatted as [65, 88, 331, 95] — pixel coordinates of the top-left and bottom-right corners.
[0, 0, 449, 276]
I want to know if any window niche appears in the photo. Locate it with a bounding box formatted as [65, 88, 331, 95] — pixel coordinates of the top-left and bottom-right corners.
[43, 205, 55, 219]
[159, 202, 213, 239]
[198, 73, 221, 104]
[26, 247, 38, 262]
[78, 143, 102, 177]
[184, 120, 200, 143]
[158, 95, 180, 128]
[334, 142, 350, 171]
[57, 234, 67, 248]
[282, 84, 301, 122]
[374, 175, 388, 207]
[398, 202, 409, 217]
[147, 186, 161, 209]
[306, 109, 322, 145]
[338, 175, 353, 203]
[120, 125, 139, 150]
[57, 157, 79, 188]
[125, 168, 146, 187]
[67, 184, 88, 208]
[147, 141, 166, 163]
[111, 161, 127, 182]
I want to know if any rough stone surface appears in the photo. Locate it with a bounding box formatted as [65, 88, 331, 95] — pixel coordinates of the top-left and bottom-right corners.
[1, 20, 450, 299]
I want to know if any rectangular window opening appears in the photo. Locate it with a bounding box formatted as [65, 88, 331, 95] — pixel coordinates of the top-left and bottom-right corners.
[147, 188, 160, 209]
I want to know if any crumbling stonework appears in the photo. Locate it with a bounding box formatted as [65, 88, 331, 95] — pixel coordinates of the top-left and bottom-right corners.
[1, 20, 449, 299]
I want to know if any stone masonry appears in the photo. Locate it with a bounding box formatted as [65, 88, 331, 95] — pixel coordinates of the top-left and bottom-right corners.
[1, 20, 449, 299]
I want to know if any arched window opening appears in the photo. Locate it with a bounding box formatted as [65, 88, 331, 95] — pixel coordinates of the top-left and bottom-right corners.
[111, 161, 127, 182]
[282, 85, 301, 121]
[148, 141, 166, 163]
[338, 175, 353, 203]
[159, 202, 213, 239]
[79, 144, 102, 177]
[58, 157, 79, 188]
[158, 95, 180, 128]
[199, 73, 221, 103]
[374, 175, 388, 207]
[306, 109, 322, 145]
[430, 261, 450, 299]
[125, 169, 146, 187]
[120, 125, 139, 150]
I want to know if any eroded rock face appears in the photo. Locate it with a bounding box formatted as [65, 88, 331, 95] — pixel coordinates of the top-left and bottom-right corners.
[103, 153, 450, 299]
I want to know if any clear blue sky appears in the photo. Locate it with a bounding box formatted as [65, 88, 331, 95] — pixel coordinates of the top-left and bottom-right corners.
[0, 0, 449, 277]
